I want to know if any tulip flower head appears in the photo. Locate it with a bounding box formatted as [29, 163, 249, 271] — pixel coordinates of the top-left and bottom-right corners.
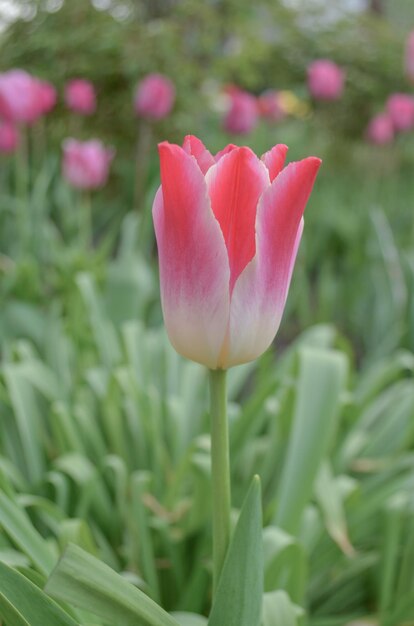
[0, 69, 43, 124]
[386, 93, 414, 132]
[366, 113, 394, 145]
[258, 90, 286, 123]
[62, 138, 114, 190]
[0, 120, 19, 153]
[405, 31, 414, 83]
[153, 135, 321, 369]
[37, 80, 57, 115]
[134, 73, 175, 120]
[223, 87, 258, 135]
[65, 79, 96, 115]
[307, 60, 345, 101]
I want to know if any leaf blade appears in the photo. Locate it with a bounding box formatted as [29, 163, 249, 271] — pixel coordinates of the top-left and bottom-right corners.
[208, 476, 263, 626]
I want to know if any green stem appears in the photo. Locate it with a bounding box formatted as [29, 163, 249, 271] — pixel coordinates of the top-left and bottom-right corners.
[15, 124, 29, 255]
[134, 119, 152, 213]
[209, 368, 231, 595]
[80, 191, 92, 249]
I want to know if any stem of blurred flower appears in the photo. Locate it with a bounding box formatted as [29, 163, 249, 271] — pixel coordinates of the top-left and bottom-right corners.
[134, 120, 152, 216]
[80, 191, 92, 249]
[209, 368, 231, 595]
[33, 118, 47, 166]
[15, 124, 29, 254]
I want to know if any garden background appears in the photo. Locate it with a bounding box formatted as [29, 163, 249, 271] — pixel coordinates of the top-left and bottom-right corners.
[1, 0, 414, 625]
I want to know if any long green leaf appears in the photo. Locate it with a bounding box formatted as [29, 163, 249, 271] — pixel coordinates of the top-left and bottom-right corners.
[45, 543, 180, 626]
[171, 613, 208, 626]
[0, 490, 56, 575]
[275, 347, 347, 534]
[262, 591, 301, 626]
[208, 476, 263, 626]
[0, 561, 79, 626]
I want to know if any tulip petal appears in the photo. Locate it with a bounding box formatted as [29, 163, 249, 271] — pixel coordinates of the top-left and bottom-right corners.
[261, 144, 288, 182]
[206, 147, 270, 292]
[222, 157, 321, 368]
[153, 142, 230, 369]
[182, 135, 215, 173]
[215, 144, 238, 161]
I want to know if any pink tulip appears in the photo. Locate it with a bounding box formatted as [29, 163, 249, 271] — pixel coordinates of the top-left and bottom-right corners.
[0, 69, 43, 124]
[65, 79, 96, 115]
[134, 73, 175, 120]
[405, 31, 414, 83]
[0, 120, 19, 153]
[258, 90, 286, 122]
[386, 93, 414, 132]
[307, 60, 345, 101]
[62, 139, 114, 190]
[366, 113, 394, 145]
[223, 87, 258, 135]
[37, 80, 57, 115]
[153, 135, 321, 369]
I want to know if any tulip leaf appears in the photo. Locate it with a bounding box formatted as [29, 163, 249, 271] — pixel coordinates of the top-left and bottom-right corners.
[45, 543, 180, 626]
[0, 490, 56, 576]
[0, 561, 79, 626]
[263, 526, 307, 602]
[208, 476, 263, 626]
[261, 591, 302, 626]
[275, 347, 347, 534]
[171, 613, 208, 625]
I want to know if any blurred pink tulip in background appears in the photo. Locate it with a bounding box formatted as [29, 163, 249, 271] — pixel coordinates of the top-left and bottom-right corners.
[62, 138, 114, 190]
[65, 79, 96, 115]
[223, 86, 258, 135]
[38, 80, 57, 115]
[0, 69, 43, 124]
[134, 73, 175, 120]
[366, 113, 394, 145]
[386, 93, 414, 132]
[258, 90, 286, 122]
[0, 120, 19, 153]
[307, 60, 345, 101]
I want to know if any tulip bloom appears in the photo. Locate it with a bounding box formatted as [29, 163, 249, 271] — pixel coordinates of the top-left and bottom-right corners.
[223, 87, 258, 135]
[153, 136, 321, 369]
[307, 60, 345, 101]
[37, 80, 57, 115]
[62, 138, 114, 190]
[65, 79, 96, 115]
[366, 113, 394, 145]
[0, 120, 19, 153]
[134, 73, 175, 120]
[258, 90, 286, 123]
[0, 69, 43, 124]
[386, 93, 414, 132]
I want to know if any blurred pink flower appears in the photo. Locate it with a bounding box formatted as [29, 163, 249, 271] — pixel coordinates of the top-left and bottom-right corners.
[307, 60, 345, 101]
[366, 113, 394, 145]
[223, 87, 258, 135]
[37, 80, 57, 115]
[405, 31, 414, 83]
[62, 139, 114, 190]
[0, 120, 19, 153]
[0, 69, 43, 124]
[386, 93, 414, 132]
[258, 90, 286, 122]
[134, 73, 175, 120]
[65, 79, 96, 115]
